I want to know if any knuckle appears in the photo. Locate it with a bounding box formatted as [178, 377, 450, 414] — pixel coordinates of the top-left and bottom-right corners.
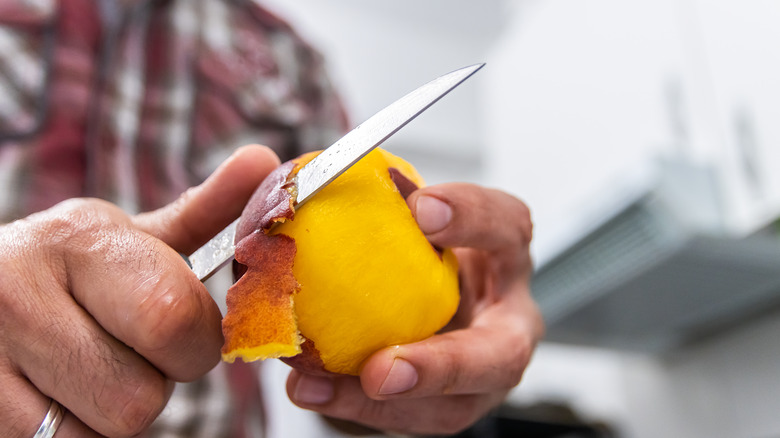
[354, 401, 384, 425]
[110, 379, 169, 436]
[435, 397, 481, 434]
[504, 355, 527, 388]
[23, 198, 131, 266]
[135, 280, 201, 353]
[438, 416, 471, 435]
[517, 204, 533, 244]
[506, 196, 533, 246]
[355, 401, 411, 434]
[82, 334, 171, 437]
[502, 330, 534, 388]
[70, 332, 169, 437]
[437, 339, 466, 394]
[0, 199, 103, 264]
[41, 199, 118, 242]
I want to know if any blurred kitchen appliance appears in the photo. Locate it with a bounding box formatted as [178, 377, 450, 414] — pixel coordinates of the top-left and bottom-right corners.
[532, 158, 780, 352]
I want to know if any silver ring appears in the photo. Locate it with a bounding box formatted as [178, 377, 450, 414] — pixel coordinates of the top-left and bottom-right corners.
[33, 399, 63, 438]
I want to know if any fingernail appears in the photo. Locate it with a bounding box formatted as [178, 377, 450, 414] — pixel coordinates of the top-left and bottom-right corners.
[379, 358, 418, 395]
[294, 374, 334, 405]
[415, 196, 452, 235]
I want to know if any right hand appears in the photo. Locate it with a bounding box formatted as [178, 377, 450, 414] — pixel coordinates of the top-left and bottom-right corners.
[0, 145, 280, 437]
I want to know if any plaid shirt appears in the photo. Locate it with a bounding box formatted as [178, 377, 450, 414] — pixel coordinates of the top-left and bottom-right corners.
[0, 0, 348, 436]
[0, 0, 348, 221]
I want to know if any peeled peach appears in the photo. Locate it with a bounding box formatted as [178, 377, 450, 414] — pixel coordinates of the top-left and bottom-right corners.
[221, 148, 460, 375]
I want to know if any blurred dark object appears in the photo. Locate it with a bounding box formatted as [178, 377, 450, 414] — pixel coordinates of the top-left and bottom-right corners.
[442, 402, 617, 438]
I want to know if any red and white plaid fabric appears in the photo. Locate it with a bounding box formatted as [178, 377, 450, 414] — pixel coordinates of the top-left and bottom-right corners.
[0, 0, 349, 436]
[0, 0, 348, 221]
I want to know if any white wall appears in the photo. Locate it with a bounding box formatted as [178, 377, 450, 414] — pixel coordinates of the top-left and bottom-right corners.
[260, 0, 510, 185]
[484, 0, 780, 260]
[485, 0, 685, 264]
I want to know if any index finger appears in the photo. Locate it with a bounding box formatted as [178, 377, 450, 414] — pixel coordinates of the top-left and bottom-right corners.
[50, 199, 223, 383]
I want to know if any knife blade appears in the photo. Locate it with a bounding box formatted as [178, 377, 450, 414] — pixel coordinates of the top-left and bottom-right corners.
[187, 63, 484, 281]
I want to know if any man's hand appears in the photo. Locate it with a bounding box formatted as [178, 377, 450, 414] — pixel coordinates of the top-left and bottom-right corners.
[0, 145, 280, 438]
[287, 183, 544, 435]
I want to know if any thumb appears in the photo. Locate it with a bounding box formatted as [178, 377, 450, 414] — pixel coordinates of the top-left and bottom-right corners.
[133, 145, 281, 254]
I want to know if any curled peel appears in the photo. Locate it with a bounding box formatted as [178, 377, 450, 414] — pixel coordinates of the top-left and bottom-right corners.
[221, 158, 308, 363]
[221, 231, 301, 362]
[235, 160, 300, 237]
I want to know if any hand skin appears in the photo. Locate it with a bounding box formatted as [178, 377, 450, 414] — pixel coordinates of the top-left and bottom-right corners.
[0, 145, 280, 438]
[287, 183, 545, 435]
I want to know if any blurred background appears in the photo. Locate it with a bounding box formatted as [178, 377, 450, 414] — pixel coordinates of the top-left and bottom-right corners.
[255, 1, 780, 437]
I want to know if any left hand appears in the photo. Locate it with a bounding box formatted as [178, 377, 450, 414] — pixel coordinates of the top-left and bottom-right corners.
[286, 182, 545, 435]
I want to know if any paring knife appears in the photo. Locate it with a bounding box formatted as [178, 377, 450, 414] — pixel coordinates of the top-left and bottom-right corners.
[187, 63, 485, 281]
